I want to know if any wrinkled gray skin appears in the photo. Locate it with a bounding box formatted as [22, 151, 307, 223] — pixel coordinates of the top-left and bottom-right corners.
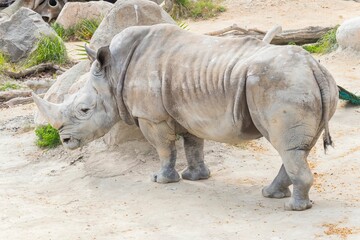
[0, 0, 66, 22]
[33, 24, 339, 211]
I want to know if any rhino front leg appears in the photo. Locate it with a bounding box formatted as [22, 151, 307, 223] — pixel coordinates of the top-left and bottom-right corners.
[181, 133, 210, 181]
[262, 164, 292, 198]
[138, 119, 180, 183]
[281, 150, 313, 211]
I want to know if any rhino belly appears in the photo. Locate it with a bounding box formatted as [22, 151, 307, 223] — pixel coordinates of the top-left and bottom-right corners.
[171, 105, 260, 143]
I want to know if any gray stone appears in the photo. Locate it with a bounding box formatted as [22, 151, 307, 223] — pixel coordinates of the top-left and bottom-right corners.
[0, 7, 59, 62]
[55, 1, 113, 29]
[90, 0, 176, 49]
[337, 17, 360, 51]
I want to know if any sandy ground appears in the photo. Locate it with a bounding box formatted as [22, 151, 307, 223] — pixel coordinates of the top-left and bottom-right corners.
[1, 1, 360, 239]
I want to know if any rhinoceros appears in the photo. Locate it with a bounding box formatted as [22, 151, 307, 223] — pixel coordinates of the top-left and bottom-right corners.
[33, 23, 338, 211]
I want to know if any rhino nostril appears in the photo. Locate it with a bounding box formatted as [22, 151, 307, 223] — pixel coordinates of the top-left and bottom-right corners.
[62, 137, 71, 143]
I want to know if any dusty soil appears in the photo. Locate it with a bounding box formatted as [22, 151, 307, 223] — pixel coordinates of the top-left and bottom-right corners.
[1, 1, 360, 239]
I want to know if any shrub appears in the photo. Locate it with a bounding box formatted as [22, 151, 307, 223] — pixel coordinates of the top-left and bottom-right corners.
[0, 82, 20, 91]
[35, 124, 61, 148]
[303, 26, 339, 54]
[26, 35, 68, 67]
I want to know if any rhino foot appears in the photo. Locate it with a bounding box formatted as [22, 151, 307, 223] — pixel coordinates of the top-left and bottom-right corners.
[151, 169, 180, 183]
[181, 164, 211, 181]
[284, 198, 312, 211]
[262, 185, 291, 199]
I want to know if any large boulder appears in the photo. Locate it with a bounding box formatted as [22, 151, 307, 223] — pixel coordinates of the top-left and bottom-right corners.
[37, 0, 176, 146]
[90, 0, 176, 49]
[337, 17, 360, 51]
[55, 1, 113, 29]
[0, 7, 59, 62]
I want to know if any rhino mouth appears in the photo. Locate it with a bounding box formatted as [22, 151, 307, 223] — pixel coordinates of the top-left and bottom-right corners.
[60, 135, 80, 150]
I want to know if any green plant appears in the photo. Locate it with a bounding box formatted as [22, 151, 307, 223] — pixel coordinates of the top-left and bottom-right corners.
[51, 18, 101, 41]
[170, 0, 225, 20]
[0, 52, 6, 67]
[51, 22, 75, 41]
[177, 21, 190, 30]
[0, 52, 13, 71]
[190, 0, 225, 19]
[302, 26, 339, 54]
[75, 18, 101, 41]
[35, 124, 61, 148]
[0, 82, 20, 91]
[26, 35, 68, 67]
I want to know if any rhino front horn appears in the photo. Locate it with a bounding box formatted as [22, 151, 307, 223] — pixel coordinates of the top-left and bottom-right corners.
[32, 92, 64, 129]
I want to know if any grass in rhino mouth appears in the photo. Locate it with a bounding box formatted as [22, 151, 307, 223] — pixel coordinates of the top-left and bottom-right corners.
[35, 124, 61, 148]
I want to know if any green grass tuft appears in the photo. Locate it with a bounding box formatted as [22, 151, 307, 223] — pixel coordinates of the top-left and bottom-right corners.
[51, 22, 75, 41]
[26, 35, 68, 67]
[0, 82, 20, 91]
[303, 26, 339, 54]
[0, 52, 13, 71]
[189, 0, 226, 19]
[35, 124, 61, 148]
[170, 0, 225, 20]
[75, 18, 101, 41]
[177, 21, 190, 30]
[51, 18, 101, 41]
[0, 52, 6, 67]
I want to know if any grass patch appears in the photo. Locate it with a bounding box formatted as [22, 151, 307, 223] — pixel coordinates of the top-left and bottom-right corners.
[0, 82, 20, 91]
[26, 35, 68, 67]
[189, 0, 225, 19]
[51, 22, 75, 41]
[303, 26, 339, 54]
[0, 52, 6, 67]
[170, 0, 225, 20]
[51, 18, 101, 41]
[0, 52, 15, 71]
[75, 18, 101, 40]
[35, 124, 61, 148]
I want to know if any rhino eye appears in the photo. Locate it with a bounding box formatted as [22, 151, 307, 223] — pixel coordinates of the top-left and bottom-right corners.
[81, 108, 90, 114]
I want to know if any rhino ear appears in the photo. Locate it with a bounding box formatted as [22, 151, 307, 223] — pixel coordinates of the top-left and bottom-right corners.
[97, 46, 111, 69]
[85, 44, 97, 62]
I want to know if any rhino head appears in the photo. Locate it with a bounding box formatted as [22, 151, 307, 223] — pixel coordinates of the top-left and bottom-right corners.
[33, 46, 120, 149]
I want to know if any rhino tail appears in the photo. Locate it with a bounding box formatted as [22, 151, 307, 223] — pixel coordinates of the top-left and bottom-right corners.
[312, 62, 334, 152]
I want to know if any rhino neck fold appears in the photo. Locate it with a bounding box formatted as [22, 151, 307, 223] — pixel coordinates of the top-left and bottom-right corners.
[111, 40, 141, 126]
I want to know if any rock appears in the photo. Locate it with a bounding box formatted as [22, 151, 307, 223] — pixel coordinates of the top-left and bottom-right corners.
[337, 17, 360, 51]
[90, 0, 176, 49]
[0, 7, 59, 62]
[55, 1, 113, 29]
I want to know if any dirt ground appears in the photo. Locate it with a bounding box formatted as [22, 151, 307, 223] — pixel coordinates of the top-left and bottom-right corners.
[1, 1, 360, 239]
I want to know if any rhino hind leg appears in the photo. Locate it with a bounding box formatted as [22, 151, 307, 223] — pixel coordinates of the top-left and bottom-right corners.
[262, 164, 292, 199]
[281, 150, 313, 211]
[181, 133, 211, 181]
[138, 119, 180, 183]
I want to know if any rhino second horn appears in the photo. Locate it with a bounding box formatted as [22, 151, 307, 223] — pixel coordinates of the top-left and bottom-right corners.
[85, 44, 97, 62]
[32, 92, 64, 129]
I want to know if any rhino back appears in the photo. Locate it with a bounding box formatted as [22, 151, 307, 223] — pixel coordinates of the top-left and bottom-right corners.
[120, 24, 265, 142]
